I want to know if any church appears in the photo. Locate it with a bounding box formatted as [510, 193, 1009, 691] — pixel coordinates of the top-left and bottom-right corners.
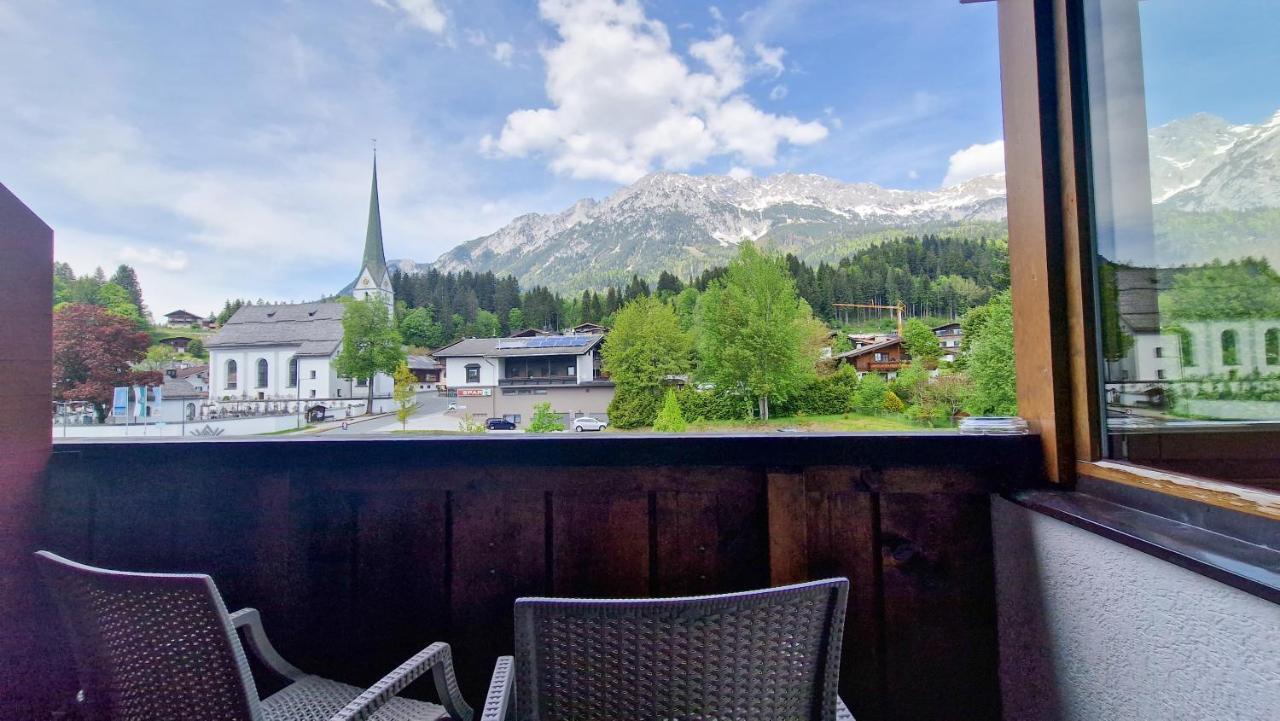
[205, 160, 397, 417]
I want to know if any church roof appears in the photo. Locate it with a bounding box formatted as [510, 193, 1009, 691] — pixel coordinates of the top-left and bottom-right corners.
[360, 158, 389, 285]
[206, 302, 346, 357]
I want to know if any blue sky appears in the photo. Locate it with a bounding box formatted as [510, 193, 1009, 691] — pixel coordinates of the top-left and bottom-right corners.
[3, 0, 1270, 316]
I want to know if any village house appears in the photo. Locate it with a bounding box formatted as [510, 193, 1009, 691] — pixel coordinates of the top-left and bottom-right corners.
[933, 322, 964, 363]
[835, 336, 909, 378]
[407, 354, 443, 391]
[162, 309, 203, 327]
[432, 334, 613, 427]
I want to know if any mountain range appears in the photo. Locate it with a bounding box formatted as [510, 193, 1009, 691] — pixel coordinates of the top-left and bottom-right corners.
[398, 107, 1280, 290]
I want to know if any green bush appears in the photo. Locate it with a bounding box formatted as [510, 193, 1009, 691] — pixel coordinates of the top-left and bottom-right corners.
[882, 390, 906, 413]
[852, 374, 888, 415]
[526, 401, 565, 433]
[607, 388, 661, 429]
[776, 366, 860, 416]
[652, 389, 687, 432]
[676, 387, 754, 422]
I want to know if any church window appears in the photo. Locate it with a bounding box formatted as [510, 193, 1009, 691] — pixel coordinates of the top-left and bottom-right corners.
[310, 370, 317, 379]
[466, 364, 480, 383]
[1221, 330, 1239, 366]
[288, 357, 298, 387]
[256, 358, 269, 388]
[1267, 329, 1279, 365]
[357, 377, 368, 387]
[226, 360, 237, 389]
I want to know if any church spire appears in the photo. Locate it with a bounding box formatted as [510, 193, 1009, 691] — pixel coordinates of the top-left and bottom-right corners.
[352, 153, 394, 309]
[362, 155, 388, 284]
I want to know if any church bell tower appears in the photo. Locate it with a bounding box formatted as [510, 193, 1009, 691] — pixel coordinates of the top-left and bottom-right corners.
[351, 156, 395, 312]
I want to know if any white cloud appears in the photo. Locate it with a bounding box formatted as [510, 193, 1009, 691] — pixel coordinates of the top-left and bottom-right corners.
[943, 139, 1005, 186]
[119, 246, 189, 272]
[769, 84, 787, 101]
[727, 166, 753, 180]
[753, 43, 785, 77]
[372, 0, 447, 35]
[464, 28, 487, 46]
[483, 0, 826, 184]
[492, 41, 514, 65]
[907, 169, 919, 180]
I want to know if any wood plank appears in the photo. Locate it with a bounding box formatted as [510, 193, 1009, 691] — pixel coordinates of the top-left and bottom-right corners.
[653, 491, 720, 596]
[767, 471, 808, 586]
[1079, 460, 1280, 521]
[805, 488, 883, 721]
[879, 494, 999, 721]
[551, 491, 648, 598]
[351, 489, 448, 686]
[451, 489, 547, 701]
[289, 482, 358, 680]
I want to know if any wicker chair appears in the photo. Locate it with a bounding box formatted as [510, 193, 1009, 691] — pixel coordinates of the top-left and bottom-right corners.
[482, 578, 854, 721]
[34, 551, 473, 721]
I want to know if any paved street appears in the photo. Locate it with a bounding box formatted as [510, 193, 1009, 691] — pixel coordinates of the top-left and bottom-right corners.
[315, 393, 459, 434]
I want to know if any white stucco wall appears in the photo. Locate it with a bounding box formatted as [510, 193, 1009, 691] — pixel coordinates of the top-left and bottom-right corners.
[991, 497, 1279, 721]
[444, 356, 498, 386]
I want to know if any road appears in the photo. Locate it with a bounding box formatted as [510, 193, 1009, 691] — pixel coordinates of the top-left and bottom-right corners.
[316, 393, 461, 435]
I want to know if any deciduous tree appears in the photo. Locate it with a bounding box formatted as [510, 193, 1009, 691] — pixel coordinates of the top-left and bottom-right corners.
[53, 304, 161, 421]
[334, 298, 405, 414]
[698, 243, 821, 421]
[526, 402, 564, 433]
[393, 362, 417, 430]
[601, 296, 692, 428]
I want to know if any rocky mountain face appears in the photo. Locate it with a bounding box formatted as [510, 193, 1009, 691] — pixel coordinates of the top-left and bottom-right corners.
[428, 171, 1008, 290]
[397, 108, 1279, 290]
[1154, 110, 1280, 212]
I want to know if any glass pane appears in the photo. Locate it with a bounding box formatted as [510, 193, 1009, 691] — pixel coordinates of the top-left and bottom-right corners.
[1083, 0, 1280, 471]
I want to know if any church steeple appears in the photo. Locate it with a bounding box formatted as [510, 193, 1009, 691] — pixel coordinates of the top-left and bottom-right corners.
[352, 154, 394, 309]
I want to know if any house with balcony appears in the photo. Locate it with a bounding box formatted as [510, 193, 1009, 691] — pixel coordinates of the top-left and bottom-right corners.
[836, 336, 909, 378]
[933, 322, 964, 362]
[432, 334, 614, 426]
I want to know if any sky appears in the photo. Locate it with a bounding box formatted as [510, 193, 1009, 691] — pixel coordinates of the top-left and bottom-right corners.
[3, 0, 1270, 318]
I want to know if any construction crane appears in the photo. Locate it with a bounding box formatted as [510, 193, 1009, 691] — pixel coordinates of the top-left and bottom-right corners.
[833, 302, 906, 337]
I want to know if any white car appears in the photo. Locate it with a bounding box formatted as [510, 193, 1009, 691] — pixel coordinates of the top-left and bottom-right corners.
[571, 416, 607, 432]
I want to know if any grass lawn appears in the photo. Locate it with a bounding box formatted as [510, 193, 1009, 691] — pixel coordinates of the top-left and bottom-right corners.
[606, 413, 949, 433]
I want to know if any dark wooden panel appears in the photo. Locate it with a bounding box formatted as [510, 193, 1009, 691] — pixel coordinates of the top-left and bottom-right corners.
[806, 487, 883, 721]
[351, 489, 448, 685]
[451, 489, 547, 699]
[289, 480, 359, 680]
[551, 491, 648, 597]
[654, 491, 721, 595]
[767, 471, 807, 586]
[880, 494, 999, 721]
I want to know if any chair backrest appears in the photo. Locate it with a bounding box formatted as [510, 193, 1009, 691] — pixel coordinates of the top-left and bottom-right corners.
[34, 551, 262, 721]
[513, 578, 849, 721]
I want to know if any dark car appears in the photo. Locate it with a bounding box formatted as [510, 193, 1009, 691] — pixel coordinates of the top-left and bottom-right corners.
[484, 417, 517, 431]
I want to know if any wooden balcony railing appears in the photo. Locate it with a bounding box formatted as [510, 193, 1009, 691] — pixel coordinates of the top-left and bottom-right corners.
[40, 434, 1042, 721]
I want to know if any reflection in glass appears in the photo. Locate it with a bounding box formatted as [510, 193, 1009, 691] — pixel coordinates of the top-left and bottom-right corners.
[1084, 0, 1280, 446]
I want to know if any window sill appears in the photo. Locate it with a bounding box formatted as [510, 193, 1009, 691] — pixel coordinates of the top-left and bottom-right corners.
[1009, 462, 1280, 603]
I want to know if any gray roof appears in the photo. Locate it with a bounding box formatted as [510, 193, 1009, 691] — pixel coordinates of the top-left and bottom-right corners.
[408, 354, 441, 370]
[1115, 267, 1162, 334]
[206, 302, 345, 357]
[433, 334, 605, 358]
[161, 376, 207, 400]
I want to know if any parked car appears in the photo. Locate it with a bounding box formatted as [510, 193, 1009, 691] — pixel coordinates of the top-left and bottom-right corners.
[485, 417, 517, 431]
[571, 416, 607, 432]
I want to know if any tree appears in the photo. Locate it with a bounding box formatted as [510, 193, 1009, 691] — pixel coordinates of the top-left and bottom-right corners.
[53, 304, 161, 421]
[909, 373, 974, 427]
[901, 318, 942, 368]
[652, 388, 688, 432]
[882, 390, 906, 413]
[601, 296, 692, 428]
[400, 306, 445, 348]
[964, 291, 1017, 416]
[333, 297, 406, 414]
[186, 338, 206, 359]
[852, 373, 887, 415]
[526, 401, 564, 433]
[109, 264, 145, 316]
[506, 308, 525, 333]
[698, 243, 821, 421]
[473, 309, 501, 337]
[393, 362, 417, 430]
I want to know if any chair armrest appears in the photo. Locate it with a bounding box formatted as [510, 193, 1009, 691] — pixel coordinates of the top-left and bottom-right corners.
[329, 642, 473, 721]
[837, 696, 856, 721]
[229, 608, 306, 682]
[480, 656, 514, 721]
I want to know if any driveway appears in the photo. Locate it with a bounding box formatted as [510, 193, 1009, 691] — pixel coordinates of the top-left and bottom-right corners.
[317, 393, 455, 434]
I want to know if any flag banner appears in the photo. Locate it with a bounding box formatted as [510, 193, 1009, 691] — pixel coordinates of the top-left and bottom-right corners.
[112, 387, 129, 417]
[134, 385, 147, 420]
[153, 385, 162, 413]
